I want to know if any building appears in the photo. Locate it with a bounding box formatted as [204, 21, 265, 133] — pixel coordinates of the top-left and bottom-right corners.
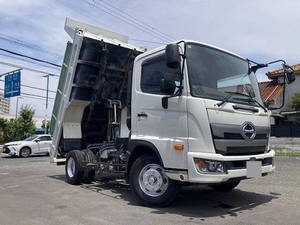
[0, 113, 50, 128]
[259, 81, 283, 107]
[263, 63, 300, 123]
[0, 92, 10, 114]
[259, 64, 300, 137]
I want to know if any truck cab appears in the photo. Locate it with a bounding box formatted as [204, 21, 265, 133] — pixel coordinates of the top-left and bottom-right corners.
[50, 18, 294, 207]
[131, 41, 274, 183]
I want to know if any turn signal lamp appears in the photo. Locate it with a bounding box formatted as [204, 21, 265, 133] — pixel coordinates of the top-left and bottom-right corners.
[194, 158, 226, 174]
[173, 144, 184, 151]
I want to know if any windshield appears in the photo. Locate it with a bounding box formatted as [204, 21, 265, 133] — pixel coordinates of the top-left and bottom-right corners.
[24, 135, 38, 141]
[186, 43, 262, 106]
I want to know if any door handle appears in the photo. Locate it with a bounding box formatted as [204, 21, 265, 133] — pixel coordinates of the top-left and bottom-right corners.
[137, 112, 148, 117]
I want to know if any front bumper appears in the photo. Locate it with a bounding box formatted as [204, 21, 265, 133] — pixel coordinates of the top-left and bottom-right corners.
[187, 150, 275, 183]
[3, 146, 18, 156]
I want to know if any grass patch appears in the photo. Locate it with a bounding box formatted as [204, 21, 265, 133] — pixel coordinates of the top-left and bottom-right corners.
[275, 151, 300, 157]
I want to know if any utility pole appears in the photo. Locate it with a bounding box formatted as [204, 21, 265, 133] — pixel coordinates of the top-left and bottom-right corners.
[15, 96, 23, 118]
[42, 74, 54, 134]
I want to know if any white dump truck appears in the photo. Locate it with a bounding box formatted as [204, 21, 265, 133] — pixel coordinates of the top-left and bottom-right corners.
[50, 18, 295, 206]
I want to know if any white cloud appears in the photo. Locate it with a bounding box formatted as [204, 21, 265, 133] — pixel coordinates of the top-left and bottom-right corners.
[0, 0, 300, 116]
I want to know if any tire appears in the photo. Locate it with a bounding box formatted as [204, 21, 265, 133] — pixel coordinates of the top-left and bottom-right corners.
[209, 180, 240, 192]
[19, 147, 31, 158]
[65, 150, 85, 185]
[129, 154, 179, 207]
[81, 149, 96, 183]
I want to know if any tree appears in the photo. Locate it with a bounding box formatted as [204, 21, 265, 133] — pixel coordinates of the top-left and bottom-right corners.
[291, 93, 300, 122]
[0, 106, 36, 144]
[14, 106, 36, 140]
[0, 118, 17, 144]
[0, 118, 7, 144]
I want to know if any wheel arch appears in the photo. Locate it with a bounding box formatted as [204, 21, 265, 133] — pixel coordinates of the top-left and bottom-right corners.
[20, 146, 32, 154]
[126, 140, 163, 181]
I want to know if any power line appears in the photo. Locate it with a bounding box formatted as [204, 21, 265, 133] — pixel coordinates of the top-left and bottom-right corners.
[0, 88, 54, 100]
[0, 47, 62, 68]
[95, 0, 176, 41]
[21, 95, 54, 103]
[92, 0, 173, 42]
[0, 80, 56, 94]
[0, 52, 61, 71]
[22, 84, 56, 94]
[0, 33, 62, 59]
[0, 60, 59, 77]
[22, 92, 54, 100]
[83, 0, 171, 43]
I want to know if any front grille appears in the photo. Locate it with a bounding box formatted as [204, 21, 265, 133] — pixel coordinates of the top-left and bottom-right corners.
[211, 123, 270, 156]
[222, 133, 267, 140]
[224, 158, 273, 170]
[3, 146, 10, 154]
[226, 146, 266, 156]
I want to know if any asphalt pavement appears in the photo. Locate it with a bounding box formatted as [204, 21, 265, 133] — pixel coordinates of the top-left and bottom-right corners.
[0, 154, 299, 225]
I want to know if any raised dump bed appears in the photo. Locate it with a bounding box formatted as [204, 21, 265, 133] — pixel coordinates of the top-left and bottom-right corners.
[50, 18, 144, 161]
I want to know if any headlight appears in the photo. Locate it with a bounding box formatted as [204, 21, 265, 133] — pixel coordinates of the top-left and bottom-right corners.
[194, 158, 227, 174]
[8, 143, 21, 146]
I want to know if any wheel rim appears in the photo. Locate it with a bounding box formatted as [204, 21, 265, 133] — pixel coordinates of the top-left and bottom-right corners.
[138, 163, 169, 197]
[21, 149, 30, 157]
[67, 157, 76, 178]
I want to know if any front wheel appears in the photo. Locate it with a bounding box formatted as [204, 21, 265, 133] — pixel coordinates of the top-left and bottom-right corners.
[129, 154, 179, 207]
[19, 147, 31, 158]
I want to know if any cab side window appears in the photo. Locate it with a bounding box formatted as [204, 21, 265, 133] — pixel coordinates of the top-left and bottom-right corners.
[141, 55, 180, 95]
[38, 136, 52, 142]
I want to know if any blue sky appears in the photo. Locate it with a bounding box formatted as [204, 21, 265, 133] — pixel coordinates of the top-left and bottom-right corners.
[0, 0, 300, 116]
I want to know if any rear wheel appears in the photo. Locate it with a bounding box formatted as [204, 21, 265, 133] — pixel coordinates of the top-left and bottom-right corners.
[19, 147, 31, 158]
[129, 154, 179, 207]
[209, 180, 240, 192]
[81, 149, 96, 183]
[65, 150, 85, 185]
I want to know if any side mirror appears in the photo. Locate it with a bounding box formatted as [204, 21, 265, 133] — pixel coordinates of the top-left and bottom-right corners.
[165, 44, 181, 69]
[160, 78, 176, 95]
[35, 139, 40, 142]
[285, 68, 295, 84]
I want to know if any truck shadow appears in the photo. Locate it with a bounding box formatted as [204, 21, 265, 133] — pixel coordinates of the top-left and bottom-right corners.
[151, 185, 279, 219]
[58, 177, 279, 219]
[48, 175, 279, 219]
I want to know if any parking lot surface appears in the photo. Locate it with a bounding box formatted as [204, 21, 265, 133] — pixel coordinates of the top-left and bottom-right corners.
[0, 154, 299, 225]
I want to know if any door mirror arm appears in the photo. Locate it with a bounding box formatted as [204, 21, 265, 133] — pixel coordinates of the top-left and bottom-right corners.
[162, 89, 183, 109]
[162, 41, 186, 109]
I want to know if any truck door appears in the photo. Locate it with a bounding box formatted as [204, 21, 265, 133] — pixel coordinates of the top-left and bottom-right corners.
[132, 52, 188, 170]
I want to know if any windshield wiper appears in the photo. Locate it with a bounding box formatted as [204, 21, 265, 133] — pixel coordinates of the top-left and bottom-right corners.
[216, 91, 249, 107]
[246, 98, 267, 112]
[217, 91, 267, 112]
[216, 93, 234, 107]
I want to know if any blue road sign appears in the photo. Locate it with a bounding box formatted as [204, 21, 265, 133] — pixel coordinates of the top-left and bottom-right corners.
[4, 71, 21, 98]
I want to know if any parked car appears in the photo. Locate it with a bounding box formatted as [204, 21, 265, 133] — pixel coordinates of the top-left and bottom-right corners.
[2, 135, 52, 158]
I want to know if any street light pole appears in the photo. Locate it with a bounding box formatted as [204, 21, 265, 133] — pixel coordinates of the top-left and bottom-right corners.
[15, 96, 23, 118]
[42, 74, 53, 134]
[46, 74, 49, 116]
[15, 97, 19, 119]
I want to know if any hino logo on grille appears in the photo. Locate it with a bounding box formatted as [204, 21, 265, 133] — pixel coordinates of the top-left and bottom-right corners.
[241, 122, 256, 140]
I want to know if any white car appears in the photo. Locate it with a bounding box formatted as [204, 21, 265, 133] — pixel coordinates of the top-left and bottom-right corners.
[2, 135, 52, 158]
